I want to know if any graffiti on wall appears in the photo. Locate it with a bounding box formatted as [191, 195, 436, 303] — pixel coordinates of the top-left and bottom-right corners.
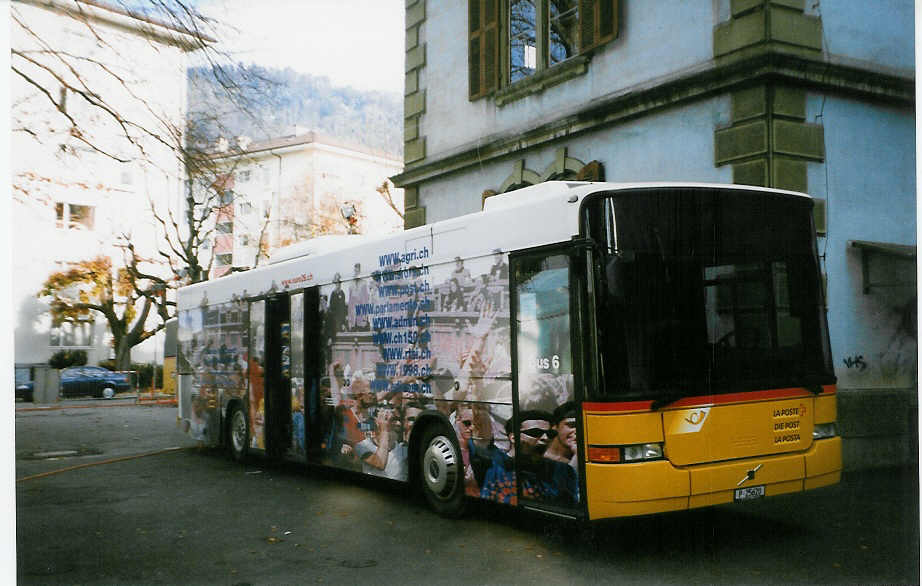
[839, 294, 917, 388]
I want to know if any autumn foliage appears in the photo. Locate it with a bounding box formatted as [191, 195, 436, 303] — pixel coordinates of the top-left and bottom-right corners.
[39, 253, 171, 370]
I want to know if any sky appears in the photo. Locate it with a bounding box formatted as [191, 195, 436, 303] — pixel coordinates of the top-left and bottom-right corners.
[196, 0, 406, 95]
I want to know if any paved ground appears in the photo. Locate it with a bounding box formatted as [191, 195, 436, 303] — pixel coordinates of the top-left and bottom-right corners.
[13, 401, 921, 585]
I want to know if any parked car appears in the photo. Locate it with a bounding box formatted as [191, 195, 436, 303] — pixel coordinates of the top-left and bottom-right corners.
[15, 381, 34, 403]
[15, 365, 34, 402]
[60, 366, 131, 399]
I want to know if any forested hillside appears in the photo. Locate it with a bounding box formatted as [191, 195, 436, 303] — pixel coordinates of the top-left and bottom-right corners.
[187, 64, 402, 156]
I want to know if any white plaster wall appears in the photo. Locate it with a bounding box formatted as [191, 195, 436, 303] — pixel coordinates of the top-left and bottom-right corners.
[424, 0, 718, 158]
[421, 96, 732, 223]
[805, 94, 916, 389]
[311, 146, 404, 236]
[814, 0, 915, 73]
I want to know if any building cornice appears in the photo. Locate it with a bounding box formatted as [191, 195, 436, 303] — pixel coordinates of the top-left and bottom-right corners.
[208, 132, 402, 165]
[391, 46, 913, 187]
[14, 0, 213, 50]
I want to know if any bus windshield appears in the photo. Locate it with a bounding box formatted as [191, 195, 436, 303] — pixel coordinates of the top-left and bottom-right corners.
[587, 188, 834, 399]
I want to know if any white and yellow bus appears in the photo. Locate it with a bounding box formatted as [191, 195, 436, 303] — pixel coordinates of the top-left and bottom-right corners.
[176, 182, 840, 520]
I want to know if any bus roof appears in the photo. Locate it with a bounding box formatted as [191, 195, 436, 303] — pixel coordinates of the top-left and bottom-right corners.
[177, 182, 811, 310]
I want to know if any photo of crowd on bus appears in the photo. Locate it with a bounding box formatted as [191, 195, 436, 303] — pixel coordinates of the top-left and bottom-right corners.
[313, 359, 433, 481]
[177, 299, 250, 445]
[313, 253, 509, 481]
[309, 249, 579, 508]
[511, 253, 580, 507]
[247, 303, 266, 450]
[479, 403, 579, 505]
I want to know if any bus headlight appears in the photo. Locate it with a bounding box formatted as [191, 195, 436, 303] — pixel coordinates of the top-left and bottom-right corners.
[622, 443, 664, 462]
[812, 423, 837, 440]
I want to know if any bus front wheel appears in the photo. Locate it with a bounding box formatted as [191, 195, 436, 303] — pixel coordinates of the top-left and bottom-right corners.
[227, 404, 249, 462]
[419, 424, 466, 517]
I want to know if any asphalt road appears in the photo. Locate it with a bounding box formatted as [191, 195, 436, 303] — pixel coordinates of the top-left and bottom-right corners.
[14, 401, 920, 585]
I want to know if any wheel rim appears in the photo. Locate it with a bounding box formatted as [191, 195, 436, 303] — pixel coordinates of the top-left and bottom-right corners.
[231, 410, 247, 453]
[422, 435, 459, 501]
[102, 387, 115, 399]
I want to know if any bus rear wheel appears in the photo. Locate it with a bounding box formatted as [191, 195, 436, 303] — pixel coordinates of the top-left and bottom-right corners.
[419, 424, 466, 517]
[227, 404, 249, 462]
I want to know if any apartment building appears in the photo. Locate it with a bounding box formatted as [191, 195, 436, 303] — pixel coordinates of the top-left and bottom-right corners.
[11, 0, 202, 366]
[205, 130, 404, 277]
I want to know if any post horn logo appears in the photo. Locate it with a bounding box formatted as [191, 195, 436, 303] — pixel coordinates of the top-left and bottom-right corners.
[684, 410, 708, 425]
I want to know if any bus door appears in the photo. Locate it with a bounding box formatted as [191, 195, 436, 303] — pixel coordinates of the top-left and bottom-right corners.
[247, 300, 267, 452]
[510, 247, 582, 516]
[265, 294, 292, 458]
[300, 287, 325, 459]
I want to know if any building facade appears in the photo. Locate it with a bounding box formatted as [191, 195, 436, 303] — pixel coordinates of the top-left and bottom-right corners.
[392, 0, 916, 467]
[204, 130, 404, 278]
[11, 0, 201, 367]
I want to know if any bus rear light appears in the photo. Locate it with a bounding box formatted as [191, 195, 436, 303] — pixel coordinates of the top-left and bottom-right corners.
[812, 422, 837, 440]
[588, 443, 664, 463]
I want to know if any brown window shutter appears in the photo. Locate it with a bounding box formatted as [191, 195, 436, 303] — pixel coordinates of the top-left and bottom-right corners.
[580, 0, 619, 53]
[470, 38, 482, 98]
[482, 0, 499, 93]
[579, 0, 597, 52]
[599, 0, 618, 42]
[469, 0, 482, 98]
[469, 0, 500, 99]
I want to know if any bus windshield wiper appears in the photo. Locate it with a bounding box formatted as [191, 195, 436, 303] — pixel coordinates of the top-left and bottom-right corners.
[651, 391, 690, 411]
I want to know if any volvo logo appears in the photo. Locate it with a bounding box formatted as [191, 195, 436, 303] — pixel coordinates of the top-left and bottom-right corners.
[737, 464, 762, 486]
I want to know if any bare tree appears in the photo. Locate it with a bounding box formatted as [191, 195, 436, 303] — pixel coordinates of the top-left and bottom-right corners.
[376, 179, 404, 222]
[12, 0, 277, 362]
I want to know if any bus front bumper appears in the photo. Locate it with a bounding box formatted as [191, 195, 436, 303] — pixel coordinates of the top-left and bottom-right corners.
[585, 437, 841, 520]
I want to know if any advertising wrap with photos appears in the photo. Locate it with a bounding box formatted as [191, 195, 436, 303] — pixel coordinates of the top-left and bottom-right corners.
[177, 246, 578, 508]
[177, 299, 250, 446]
[311, 248, 578, 508]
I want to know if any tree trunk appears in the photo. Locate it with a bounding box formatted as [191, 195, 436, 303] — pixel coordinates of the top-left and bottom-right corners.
[114, 343, 132, 372]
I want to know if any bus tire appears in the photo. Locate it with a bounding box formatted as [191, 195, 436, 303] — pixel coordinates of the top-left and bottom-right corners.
[418, 423, 466, 517]
[227, 404, 249, 463]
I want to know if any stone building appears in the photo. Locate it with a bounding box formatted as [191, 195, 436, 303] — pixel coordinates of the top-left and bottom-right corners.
[392, 0, 916, 467]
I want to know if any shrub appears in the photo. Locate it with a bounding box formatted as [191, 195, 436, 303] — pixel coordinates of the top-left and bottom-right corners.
[49, 349, 88, 369]
[134, 363, 164, 390]
[96, 360, 163, 389]
[97, 359, 116, 371]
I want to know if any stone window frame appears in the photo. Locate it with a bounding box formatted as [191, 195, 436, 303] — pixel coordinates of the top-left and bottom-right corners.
[483, 148, 587, 208]
[469, 0, 619, 106]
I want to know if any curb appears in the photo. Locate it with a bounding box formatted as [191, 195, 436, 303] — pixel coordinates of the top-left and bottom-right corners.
[16, 399, 176, 412]
[136, 398, 178, 406]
